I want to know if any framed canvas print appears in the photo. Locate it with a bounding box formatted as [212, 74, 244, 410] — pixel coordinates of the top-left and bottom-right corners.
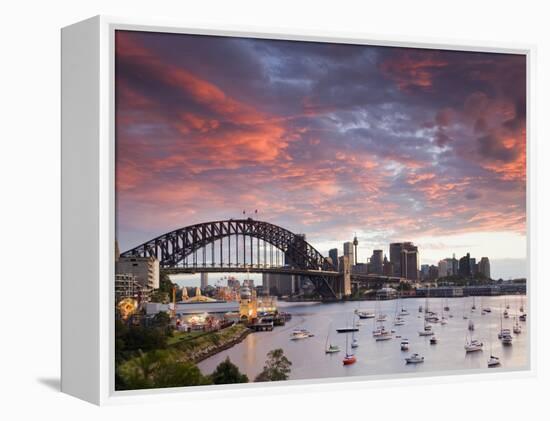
[61, 16, 534, 405]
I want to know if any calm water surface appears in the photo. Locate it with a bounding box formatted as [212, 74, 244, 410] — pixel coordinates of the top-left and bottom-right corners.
[198, 295, 528, 381]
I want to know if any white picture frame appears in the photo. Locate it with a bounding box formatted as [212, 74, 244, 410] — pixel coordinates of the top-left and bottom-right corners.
[61, 15, 536, 405]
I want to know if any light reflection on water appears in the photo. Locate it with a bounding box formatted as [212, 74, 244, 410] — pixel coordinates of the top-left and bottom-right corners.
[198, 295, 528, 381]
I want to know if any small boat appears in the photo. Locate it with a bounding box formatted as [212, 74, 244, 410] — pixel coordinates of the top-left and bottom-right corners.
[430, 336, 437, 345]
[488, 355, 501, 367]
[372, 326, 386, 336]
[471, 297, 476, 310]
[291, 331, 310, 340]
[500, 333, 513, 345]
[513, 317, 521, 334]
[483, 307, 491, 313]
[405, 353, 424, 364]
[418, 305, 423, 313]
[343, 354, 356, 365]
[325, 344, 340, 354]
[465, 338, 483, 352]
[292, 328, 314, 337]
[468, 320, 475, 331]
[325, 324, 340, 354]
[376, 332, 393, 341]
[499, 307, 513, 345]
[440, 316, 448, 325]
[357, 311, 375, 319]
[376, 314, 388, 322]
[503, 309, 509, 319]
[498, 328, 511, 339]
[400, 339, 409, 351]
[394, 316, 406, 326]
[419, 325, 434, 336]
[400, 308, 409, 316]
[519, 313, 527, 322]
[444, 306, 450, 312]
[342, 332, 356, 365]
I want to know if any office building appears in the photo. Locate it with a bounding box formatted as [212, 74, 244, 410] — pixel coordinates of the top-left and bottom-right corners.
[116, 256, 160, 296]
[329, 248, 339, 271]
[479, 257, 491, 279]
[115, 273, 143, 303]
[391, 242, 419, 280]
[370, 249, 384, 274]
[343, 241, 354, 268]
[459, 253, 471, 277]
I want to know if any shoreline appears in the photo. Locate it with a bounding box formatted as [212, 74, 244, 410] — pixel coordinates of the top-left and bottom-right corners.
[190, 326, 251, 365]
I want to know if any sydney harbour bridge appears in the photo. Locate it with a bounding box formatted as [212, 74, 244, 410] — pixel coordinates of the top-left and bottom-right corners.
[120, 218, 401, 299]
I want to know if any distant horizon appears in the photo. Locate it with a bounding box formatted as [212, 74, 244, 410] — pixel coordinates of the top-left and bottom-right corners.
[115, 31, 526, 281]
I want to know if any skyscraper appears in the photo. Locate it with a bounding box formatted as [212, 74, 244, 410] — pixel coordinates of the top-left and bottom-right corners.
[343, 241, 354, 268]
[329, 248, 339, 271]
[459, 253, 471, 277]
[391, 242, 419, 280]
[479, 257, 491, 279]
[389, 243, 403, 276]
[370, 249, 384, 274]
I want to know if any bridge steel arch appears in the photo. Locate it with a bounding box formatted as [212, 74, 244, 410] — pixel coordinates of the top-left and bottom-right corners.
[120, 219, 339, 298]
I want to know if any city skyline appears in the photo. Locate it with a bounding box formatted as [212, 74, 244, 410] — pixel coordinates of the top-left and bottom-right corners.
[115, 31, 526, 280]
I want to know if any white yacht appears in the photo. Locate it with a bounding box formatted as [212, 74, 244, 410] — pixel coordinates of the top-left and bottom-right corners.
[400, 339, 409, 351]
[488, 355, 501, 367]
[465, 338, 483, 352]
[357, 311, 375, 319]
[405, 353, 424, 364]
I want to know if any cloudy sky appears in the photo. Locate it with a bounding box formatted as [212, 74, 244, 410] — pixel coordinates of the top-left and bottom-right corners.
[115, 30, 527, 279]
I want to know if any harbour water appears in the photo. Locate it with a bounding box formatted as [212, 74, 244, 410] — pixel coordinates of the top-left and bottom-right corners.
[198, 295, 528, 381]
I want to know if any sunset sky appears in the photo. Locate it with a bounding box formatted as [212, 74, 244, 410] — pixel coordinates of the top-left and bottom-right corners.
[115, 30, 527, 279]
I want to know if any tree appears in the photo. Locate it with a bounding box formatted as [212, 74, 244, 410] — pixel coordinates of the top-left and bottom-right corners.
[254, 348, 292, 382]
[210, 357, 249, 384]
[152, 311, 171, 329]
[117, 350, 211, 390]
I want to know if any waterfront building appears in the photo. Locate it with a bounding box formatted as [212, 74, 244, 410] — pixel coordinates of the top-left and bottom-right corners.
[329, 248, 339, 271]
[116, 256, 160, 299]
[459, 253, 471, 277]
[200, 273, 209, 290]
[376, 286, 397, 300]
[115, 273, 143, 303]
[370, 249, 384, 274]
[479, 257, 491, 279]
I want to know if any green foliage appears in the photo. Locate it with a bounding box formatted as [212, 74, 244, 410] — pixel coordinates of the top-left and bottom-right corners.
[210, 357, 249, 384]
[150, 290, 170, 303]
[117, 349, 211, 390]
[254, 348, 292, 382]
[115, 320, 168, 362]
[152, 311, 171, 328]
